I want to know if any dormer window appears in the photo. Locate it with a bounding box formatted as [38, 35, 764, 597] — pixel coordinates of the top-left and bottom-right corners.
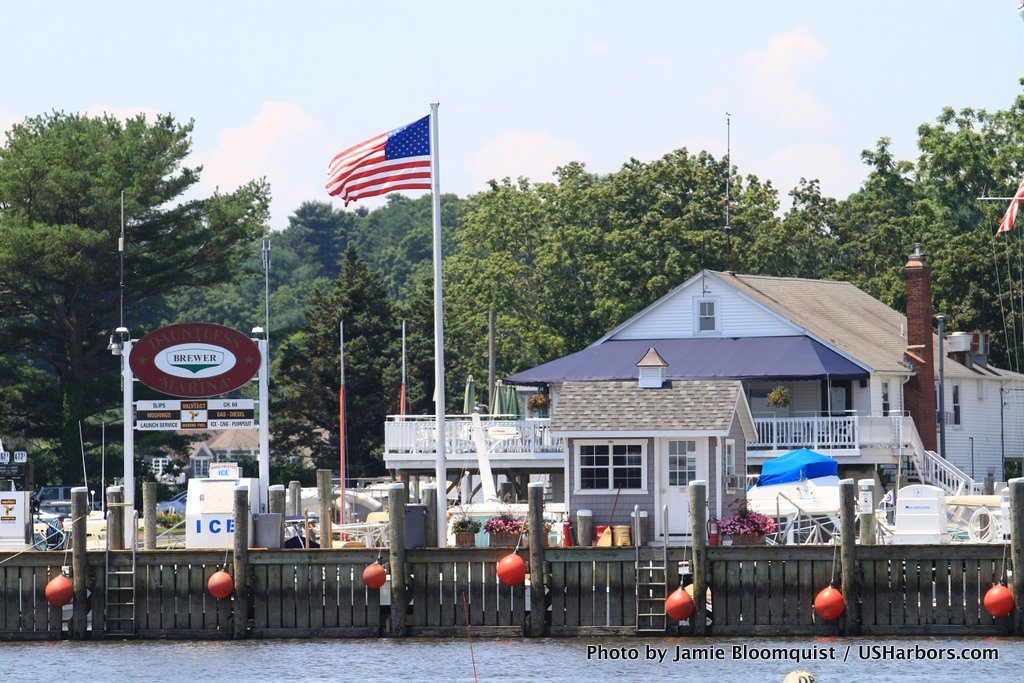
[695, 298, 719, 334]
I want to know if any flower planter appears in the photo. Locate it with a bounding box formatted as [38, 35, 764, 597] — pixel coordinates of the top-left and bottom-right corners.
[488, 531, 520, 548]
[455, 532, 476, 547]
[729, 533, 766, 546]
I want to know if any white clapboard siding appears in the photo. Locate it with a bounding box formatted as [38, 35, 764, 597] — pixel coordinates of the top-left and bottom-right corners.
[942, 376, 1024, 480]
[611, 278, 797, 340]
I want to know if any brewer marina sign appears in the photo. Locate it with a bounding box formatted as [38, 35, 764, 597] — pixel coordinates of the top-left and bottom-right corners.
[129, 323, 261, 398]
[135, 399, 255, 430]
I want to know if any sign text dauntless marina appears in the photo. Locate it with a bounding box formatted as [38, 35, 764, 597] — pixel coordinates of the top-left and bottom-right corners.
[129, 323, 260, 398]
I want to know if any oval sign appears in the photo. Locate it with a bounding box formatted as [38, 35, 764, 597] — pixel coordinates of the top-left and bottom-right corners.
[130, 323, 260, 398]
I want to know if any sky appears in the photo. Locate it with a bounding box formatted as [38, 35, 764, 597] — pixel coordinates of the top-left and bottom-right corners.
[3, 1, 1024, 228]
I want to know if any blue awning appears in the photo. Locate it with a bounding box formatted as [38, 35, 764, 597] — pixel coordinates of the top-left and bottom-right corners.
[755, 448, 839, 486]
[505, 336, 867, 384]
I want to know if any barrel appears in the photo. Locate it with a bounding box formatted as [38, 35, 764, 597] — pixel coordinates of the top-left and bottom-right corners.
[612, 525, 631, 546]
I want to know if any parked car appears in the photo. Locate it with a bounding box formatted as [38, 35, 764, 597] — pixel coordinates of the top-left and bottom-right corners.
[157, 491, 187, 514]
[36, 486, 73, 504]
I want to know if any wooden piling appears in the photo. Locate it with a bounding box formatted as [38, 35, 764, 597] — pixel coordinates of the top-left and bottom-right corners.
[839, 478, 858, 634]
[233, 485, 250, 639]
[858, 479, 876, 546]
[421, 483, 438, 547]
[142, 481, 157, 550]
[576, 509, 593, 548]
[984, 476, 996, 496]
[288, 480, 301, 516]
[1010, 477, 1024, 635]
[527, 482, 545, 637]
[316, 469, 333, 549]
[690, 480, 708, 636]
[107, 485, 125, 550]
[268, 484, 286, 547]
[70, 486, 88, 639]
[387, 483, 408, 636]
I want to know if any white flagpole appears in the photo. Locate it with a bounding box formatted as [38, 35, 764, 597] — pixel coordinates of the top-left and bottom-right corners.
[429, 102, 447, 546]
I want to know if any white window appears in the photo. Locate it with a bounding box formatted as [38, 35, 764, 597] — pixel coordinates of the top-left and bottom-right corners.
[150, 457, 169, 477]
[576, 441, 646, 492]
[193, 457, 210, 478]
[667, 440, 697, 487]
[725, 439, 737, 492]
[952, 384, 961, 427]
[881, 381, 891, 416]
[695, 298, 718, 333]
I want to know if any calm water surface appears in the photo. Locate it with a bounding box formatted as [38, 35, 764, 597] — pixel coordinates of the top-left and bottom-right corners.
[1, 636, 1021, 682]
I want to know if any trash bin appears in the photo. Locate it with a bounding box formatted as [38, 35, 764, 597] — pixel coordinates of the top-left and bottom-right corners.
[404, 504, 428, 548]
[612, 525, 631, 546]
[254, 513, 283, 549]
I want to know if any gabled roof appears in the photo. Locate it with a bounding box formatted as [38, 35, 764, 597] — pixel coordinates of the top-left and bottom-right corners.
[550, 380, 757, 440]
[711, 271, 1020, 378]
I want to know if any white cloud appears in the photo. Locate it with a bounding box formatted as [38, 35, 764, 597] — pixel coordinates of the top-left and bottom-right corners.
[753, 142, 866, 203]
[197, 101, 325, 229]
[744, 28, 831, 132]
[467, 130, 589, 188]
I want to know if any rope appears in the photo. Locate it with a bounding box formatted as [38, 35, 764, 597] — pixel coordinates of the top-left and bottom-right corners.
[829, 533, 839, 586]
[0, 511, 90, 567]
[460, 591, 479, 683]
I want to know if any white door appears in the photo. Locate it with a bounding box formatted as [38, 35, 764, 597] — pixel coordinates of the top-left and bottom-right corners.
[660, 439, 709, 539]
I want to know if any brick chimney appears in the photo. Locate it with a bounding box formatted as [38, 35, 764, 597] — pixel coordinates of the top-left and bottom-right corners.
[903, 245, 938, 451]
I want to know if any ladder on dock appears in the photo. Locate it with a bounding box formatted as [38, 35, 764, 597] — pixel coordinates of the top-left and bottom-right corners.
[634, 505, 670, 633]
[104, 510, 139, 636]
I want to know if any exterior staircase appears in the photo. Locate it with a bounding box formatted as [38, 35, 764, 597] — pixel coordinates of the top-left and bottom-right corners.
[634, 505, 670, 633]
[897, 418, 982, 495]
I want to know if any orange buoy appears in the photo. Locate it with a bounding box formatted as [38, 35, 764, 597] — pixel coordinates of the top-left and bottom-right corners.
[984, 583, 1015, 618]
[362, 562, 388, 589]
[665, 586, 695, 622]
[814, 584, 845, 621]
[207, 570, 235, 599]
[496, 553, 527, 586]
[45, 574, 74, 607]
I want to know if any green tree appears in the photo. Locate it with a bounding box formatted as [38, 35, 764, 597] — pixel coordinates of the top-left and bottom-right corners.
[272, 248, 398, 476]
[0, 112, 269, 483]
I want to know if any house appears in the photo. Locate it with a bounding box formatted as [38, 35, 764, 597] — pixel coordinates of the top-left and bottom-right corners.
[550, 371, 756, 541]
[507, 248, 1024, 501]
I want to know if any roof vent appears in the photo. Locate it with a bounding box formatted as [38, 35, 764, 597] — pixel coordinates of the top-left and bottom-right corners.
[636, 346, 668, 389]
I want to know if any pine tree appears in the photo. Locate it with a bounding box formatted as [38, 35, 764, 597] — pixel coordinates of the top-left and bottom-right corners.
[272, 247, 397, 477]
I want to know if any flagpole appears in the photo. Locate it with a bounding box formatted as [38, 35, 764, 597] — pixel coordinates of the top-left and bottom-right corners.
[339, 320, 347, 528]
[400, 319, 407, 418]
[429, 102, 447, 546]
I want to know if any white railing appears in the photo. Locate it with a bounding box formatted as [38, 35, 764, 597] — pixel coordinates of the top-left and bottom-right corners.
[383, 415, 563, 457]
[752, 415, 859, 451]
[898, 417, 982, 496]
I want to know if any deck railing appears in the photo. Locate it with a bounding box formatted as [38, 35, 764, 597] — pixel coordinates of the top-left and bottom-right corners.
[383, 415, 563, 457]
[751, 415, 860, 451]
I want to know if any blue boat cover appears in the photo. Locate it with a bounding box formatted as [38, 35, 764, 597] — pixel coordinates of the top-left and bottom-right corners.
[504, 336, 867, 384]
[756, 448, 838, 486]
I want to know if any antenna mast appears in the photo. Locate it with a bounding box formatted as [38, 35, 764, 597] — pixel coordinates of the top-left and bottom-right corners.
[725, 113, 733, 269]
[119, 191, 125, 327]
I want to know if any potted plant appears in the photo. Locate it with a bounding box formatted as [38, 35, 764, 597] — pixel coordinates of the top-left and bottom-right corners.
[766, 385, 790, 408]
[523, 518, 555, 547]
[484, 511, 526, 547]
[719, 498, 776, 545]
[452, 514, 481, 547]
[526, 391, 550, 416]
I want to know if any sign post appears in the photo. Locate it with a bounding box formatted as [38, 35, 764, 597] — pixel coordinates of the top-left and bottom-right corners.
[258, 336, 270, 509]
[123, 338, 135, 547]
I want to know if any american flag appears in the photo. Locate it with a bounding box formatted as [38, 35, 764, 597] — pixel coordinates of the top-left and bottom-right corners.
[998, 174, 1024, 233]
[325, 115, 431, 205]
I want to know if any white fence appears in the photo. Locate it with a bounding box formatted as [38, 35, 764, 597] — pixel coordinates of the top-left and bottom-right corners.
[752, 415, 860, 452]
[383, 415, 563, 457]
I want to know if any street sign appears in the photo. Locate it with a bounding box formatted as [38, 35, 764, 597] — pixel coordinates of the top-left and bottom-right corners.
[12, 451, 26, 463]
[0, 452, 8, 464]
[129, 323, 261, 398]
[134, 399, 256, 430]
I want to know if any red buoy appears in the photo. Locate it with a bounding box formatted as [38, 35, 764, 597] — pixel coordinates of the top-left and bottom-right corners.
[814, 584, 845, 621]
[984, 583, 1015, 618]
[45, 574, 74, 607]
[496, 553, 526, 586]
[207, 570, 235, 599]
[362, 562, 388, 589]
[665, 586, 695, 622]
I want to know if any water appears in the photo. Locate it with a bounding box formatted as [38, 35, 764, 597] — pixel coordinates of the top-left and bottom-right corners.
[1, 636, 1020, 682]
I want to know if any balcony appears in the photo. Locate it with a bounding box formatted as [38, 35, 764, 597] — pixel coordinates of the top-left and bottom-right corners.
[383, 415, 565, 470]
[749, 414, 905, 459]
